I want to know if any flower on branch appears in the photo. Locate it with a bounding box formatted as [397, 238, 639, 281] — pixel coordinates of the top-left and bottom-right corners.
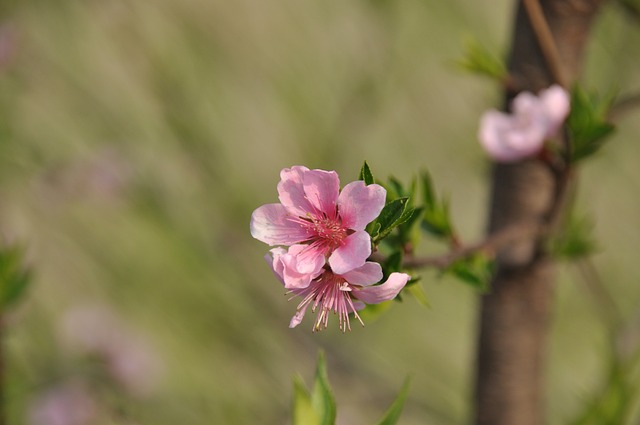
[478, 84, 570, 162]
[251, 166, 387, 288]
[268, 247, 410, 332]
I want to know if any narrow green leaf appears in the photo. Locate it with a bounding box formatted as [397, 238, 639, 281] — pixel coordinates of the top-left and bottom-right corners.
[312, 351, 336, 425]
[421, 171, 435, 208]
[359, 161, 375, 186]
[375, 377, 412, 425]
[550, 211, 597, 260]
[445, 254, 493, 292]
[292, 375, 320, 425]
[567, 86, 616, 162]
[455, 37, 507, 80]
[373, 198, 410, 242]
[388, 177, 405, 199]
[406, 283, 430, 308]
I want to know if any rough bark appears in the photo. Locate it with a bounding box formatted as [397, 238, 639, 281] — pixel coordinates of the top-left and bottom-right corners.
[473, 1, 606, 425]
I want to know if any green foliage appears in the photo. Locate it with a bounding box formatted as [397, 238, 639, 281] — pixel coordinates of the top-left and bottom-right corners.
[292, 351, 336, 425]
[567, 86, 616, 162]
[444, 254, 493, 292]
[370, 198, 415, 244]
[292, 352, 411, 425]
[421, 171, 454, 239]
[456, 37, 507, 81]
[0, 244, 32, 311]
[617, 0, 640, 25]
[359, 161, 375, 185]
[374, 377, 411, 425]
[570, 345, 640, 425]
[551, 211, 597, 260]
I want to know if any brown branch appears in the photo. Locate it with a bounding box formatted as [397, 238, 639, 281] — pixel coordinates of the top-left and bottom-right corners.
[473, 2, 606, 425]
[376, 221, 547, 270]
[523, 0, 568, 87]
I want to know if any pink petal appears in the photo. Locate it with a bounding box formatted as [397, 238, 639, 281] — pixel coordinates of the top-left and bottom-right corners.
[540, 85, 570, 137]
[250, 204, 310, 245]
[340, 262, 383, 286]
[289, 304, 309, 328]
[353, 272, 411, 304]
[280, 245, 324, 288]
[265, 248, 287, 285]
[284, 244, 325, 274]
[277, 166, 315, 216]
[337, 181, 387, 231]
[302, 169, 340, 217]
[328, 230, 371, 275]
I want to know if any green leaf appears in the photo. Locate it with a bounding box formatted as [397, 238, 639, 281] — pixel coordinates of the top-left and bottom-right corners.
[567, 86, 616, 162]
[445, 254, 493, 291]
[312, 351, 336, 425]
[406, 282, 430, 308]
[383, 251, 403, 276]
[0, 245, 32, 311]
[550, 211, 597, 260]
[421, 171, 436, 208]
[292, 352, 336, 425]
[359, 161, 375, 185]
[358, 300, 394, 323]
[420, 171, 454, 238]
[373, 198, 412, 243]
[455, 37, 507, 81]
[292, 375, 320, 425]
[375, 377, 411, 425]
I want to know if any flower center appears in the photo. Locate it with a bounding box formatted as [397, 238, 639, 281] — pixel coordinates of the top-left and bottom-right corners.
[310, 217, 347, 245]
[291, 271, 363, 332]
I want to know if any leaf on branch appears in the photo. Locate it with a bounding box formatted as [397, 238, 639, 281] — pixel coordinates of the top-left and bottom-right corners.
[359, 160, 375, 185]
[550, 211, 597, 260]
[444, 253, 493, 292]
[567, 85, 616, 162]
[420, 171, 454, 239]
[374, 377, 412, 425]
[292, 351, 336, 425]
[455, 36, 507, 81]
[372, 198, 414, 244]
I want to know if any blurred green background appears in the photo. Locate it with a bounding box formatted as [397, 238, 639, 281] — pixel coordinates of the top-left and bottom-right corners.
[1, 0, 640, 424]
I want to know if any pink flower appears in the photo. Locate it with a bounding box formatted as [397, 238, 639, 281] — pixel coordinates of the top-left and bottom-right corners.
[268, 248, 410, 332]
[479, 85, 570, 162]
[251, 166, 386, 288]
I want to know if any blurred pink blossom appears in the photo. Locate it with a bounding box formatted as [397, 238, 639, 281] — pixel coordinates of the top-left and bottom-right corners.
[28, 381, 97, 425]
[251, 166, 386, 287]
[478, 85, 570, 162]
[268, 248, 410, 332]
[59, 304, 163, 397]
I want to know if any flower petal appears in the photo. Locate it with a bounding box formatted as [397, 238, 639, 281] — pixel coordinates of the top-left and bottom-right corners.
[277, 166, 315, 216]
[540, 85, 570, 138]
[340, 262, 383, 286]
[289, 304, 309, 328]
[250, 204, 310, 245]
[353, 272, 410, 304]
[265, 248, 287, 285]
[280, 245, 324, 288]
[328, 230, 371, 275]
[337, 181, 386, 230]
[303, 169, 340, 217]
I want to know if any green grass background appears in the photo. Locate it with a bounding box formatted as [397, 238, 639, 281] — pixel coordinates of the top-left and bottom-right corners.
[1, 0, 640, 423]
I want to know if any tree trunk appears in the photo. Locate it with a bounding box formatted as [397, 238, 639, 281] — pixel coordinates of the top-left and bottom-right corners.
[473, 1, 606, 425]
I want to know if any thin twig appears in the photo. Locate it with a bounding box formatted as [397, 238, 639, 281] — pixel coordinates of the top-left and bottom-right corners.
[371, 221, 547, 270]
[523, 0, 568, 87]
